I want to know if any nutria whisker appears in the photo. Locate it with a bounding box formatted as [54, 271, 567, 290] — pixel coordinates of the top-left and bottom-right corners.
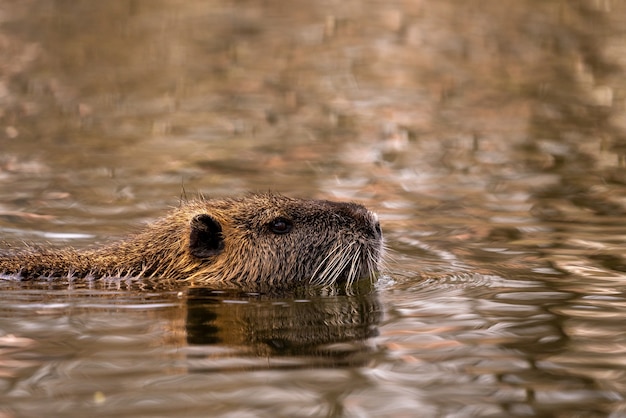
[314, 241, 354, 286]
[314, 242, 355, 286]
[347, 245, 362, 288]
[311, 239, 374, 288]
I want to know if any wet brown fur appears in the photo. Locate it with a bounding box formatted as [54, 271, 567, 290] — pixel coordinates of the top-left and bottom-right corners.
[0, 194, 384, 288]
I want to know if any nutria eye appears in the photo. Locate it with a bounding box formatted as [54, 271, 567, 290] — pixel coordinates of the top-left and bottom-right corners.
[269, 217, 292, 234]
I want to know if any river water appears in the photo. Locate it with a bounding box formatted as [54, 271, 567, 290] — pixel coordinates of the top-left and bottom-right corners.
[2, 1, 626, 416]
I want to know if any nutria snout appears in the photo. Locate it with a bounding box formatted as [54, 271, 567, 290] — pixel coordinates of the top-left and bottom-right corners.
[0, 194, 384, 288]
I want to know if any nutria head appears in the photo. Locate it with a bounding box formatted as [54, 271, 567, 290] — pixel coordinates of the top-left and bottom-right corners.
[133, 193, 384, 287]
[1, 194, 384, 289]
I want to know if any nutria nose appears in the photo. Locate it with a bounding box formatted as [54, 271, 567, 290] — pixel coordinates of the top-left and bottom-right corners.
[373, 216, 382, 238]
[331, 201, 382, 239]
[369, 213, 382, 240]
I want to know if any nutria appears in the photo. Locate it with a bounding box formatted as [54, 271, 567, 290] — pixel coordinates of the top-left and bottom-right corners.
[0, 193, 384, 288]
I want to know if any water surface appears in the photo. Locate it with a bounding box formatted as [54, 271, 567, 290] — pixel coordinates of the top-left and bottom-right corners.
[2, 1, 626, 416]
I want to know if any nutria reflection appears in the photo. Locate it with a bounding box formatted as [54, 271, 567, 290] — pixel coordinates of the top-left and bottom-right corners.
[185, 287, 381, 365]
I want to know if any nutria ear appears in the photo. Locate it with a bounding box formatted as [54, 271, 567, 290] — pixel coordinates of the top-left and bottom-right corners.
[189, 214, 224, 258]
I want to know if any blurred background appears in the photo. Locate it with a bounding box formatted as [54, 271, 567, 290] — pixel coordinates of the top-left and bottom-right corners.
[2, 0, 624, 249]
[3, 1, 626, 416]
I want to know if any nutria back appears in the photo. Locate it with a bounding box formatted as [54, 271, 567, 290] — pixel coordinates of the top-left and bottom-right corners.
[0, 194, 384, 288]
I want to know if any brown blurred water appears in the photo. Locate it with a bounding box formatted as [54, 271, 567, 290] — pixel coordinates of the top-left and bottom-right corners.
[2, 0, 626, 416]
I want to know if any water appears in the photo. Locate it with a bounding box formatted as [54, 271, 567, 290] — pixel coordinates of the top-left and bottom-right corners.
[2, 0, 626, 416]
